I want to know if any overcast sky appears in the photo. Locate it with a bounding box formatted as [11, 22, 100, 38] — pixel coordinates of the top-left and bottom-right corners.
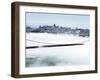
[25, 12, 90, 29]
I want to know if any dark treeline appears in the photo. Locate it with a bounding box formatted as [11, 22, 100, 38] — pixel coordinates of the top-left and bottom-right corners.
[26, 24, 89, 37]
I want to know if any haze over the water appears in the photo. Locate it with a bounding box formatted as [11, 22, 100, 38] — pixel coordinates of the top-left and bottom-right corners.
[26, 12, 90, 29]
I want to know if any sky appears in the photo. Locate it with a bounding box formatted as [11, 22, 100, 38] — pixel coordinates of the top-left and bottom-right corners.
[25, 12, 90, 29]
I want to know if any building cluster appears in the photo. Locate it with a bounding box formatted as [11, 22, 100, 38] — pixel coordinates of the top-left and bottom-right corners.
[26, 24, 89, 37]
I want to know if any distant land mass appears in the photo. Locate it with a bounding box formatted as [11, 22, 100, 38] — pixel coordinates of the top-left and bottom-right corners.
[26, 24, 89, 37]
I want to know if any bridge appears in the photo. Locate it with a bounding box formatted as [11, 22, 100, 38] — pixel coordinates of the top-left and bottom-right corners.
[25, 39, 87, 49]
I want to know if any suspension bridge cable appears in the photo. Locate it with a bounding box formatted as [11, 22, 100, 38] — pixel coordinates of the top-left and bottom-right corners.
[26, 39, 89, 45]
[26, 39, 55, 44]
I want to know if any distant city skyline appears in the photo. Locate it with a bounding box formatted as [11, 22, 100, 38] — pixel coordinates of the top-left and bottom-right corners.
[26, 12, 90, 29]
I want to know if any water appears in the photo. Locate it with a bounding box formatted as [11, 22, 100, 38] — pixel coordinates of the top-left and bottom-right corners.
[25, 33, 90, 67]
